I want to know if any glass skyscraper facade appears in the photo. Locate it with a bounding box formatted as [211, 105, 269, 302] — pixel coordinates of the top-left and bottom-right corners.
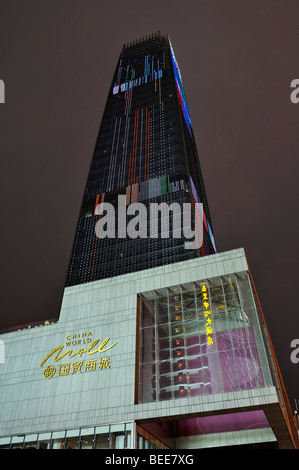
[66, 32, 216, 287]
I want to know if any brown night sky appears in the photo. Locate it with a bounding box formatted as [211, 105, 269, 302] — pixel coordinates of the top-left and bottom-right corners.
[0, 1, 298, 405]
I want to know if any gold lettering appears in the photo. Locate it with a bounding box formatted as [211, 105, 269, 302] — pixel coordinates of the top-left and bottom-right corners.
[69, 347, 85, 359]
[85, 338, 118, 355]
[40, 338, 117, 367]
[40, 346, 71, 367]
[98, 337, 118, 353]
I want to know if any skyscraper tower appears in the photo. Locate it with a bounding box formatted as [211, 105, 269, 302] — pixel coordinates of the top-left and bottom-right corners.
[66, 32, 216, 287]
[0, 33, 297, 450]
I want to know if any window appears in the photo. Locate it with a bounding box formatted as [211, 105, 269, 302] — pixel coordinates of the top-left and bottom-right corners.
[0, 423, 133, 450]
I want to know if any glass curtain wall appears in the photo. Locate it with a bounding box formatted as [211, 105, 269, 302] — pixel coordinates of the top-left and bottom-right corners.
[138, 271, 273, 403]
[65, 34, 216, 288]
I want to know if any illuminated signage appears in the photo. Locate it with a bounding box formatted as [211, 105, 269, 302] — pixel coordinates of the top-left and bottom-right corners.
[113, 70, 163, 95]
[40, 331, 117, 380]
[169, 38, 192, 137]
[113, 53, 163, 96]
[201, 282, 214, 346]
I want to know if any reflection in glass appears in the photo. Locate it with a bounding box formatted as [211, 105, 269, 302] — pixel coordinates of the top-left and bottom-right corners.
[138, 272, 273, 403]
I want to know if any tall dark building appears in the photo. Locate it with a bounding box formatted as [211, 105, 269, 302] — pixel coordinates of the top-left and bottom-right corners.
[66, 32, 216, 287]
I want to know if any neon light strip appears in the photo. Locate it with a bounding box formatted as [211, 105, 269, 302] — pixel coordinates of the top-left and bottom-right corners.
[190, 176, 217, 253]
[124, 176, 185, 205]
[113, 71, 163, 95]
[147, 111, 150, 180]
[145, 108, 148, 180]
[169, 37, 192, 137]
[90, 192, 105, 281]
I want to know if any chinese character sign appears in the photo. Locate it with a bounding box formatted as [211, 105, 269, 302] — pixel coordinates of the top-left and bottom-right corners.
[43, 357, 111, 380]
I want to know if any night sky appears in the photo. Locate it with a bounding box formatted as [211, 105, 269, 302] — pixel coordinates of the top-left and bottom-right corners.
[0, 1, 298, 406]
